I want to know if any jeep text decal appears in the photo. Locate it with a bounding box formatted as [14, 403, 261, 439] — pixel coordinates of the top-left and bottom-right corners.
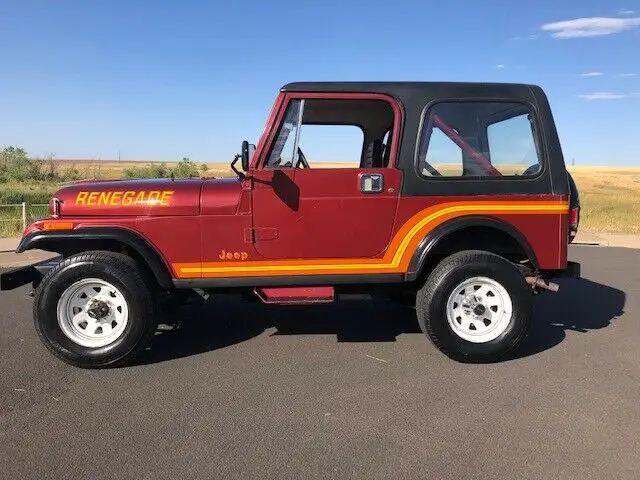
[75, 190, 175, 207]
[218, 250, 249, 261]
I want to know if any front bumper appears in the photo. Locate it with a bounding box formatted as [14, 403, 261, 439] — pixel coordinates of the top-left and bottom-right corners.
[0, 256, 62, 291]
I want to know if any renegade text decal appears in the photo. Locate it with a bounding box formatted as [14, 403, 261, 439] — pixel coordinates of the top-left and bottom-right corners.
[75, 190, 175, 207]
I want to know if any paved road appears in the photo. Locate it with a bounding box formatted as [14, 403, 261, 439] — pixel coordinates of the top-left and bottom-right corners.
[1, 245, 638, 480]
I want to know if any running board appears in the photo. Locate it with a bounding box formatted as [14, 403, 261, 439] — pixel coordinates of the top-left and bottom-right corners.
[253, 286, 335, 305]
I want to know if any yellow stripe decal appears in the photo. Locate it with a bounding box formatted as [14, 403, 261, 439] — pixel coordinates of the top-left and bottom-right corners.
[175, 201, 567, 276]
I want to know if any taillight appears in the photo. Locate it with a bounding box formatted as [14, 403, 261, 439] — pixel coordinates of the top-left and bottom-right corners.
[568, 206, 580, 243]
[569, 207, 579, 228]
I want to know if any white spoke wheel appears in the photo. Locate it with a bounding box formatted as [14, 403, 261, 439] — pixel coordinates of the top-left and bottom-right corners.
[57, 278, 129, 348]
[33, 251, 158, 369]
[445, 276, 512, 343]
[416, 250, 532, 363]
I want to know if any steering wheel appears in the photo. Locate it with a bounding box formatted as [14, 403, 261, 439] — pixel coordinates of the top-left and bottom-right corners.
[295, 147, 310, 169]
[522, 163, 541, 176]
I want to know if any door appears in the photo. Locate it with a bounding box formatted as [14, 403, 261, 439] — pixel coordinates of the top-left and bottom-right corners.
[251, 94, 401, 260]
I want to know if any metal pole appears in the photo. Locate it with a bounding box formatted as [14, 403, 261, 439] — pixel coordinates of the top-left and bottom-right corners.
[21, 202, 27, 231]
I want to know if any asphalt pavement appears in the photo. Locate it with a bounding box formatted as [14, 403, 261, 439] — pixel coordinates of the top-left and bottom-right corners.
[0, 245, 638, 479]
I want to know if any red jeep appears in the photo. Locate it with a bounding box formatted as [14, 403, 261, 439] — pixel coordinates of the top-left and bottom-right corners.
[1, 81, 580, 368]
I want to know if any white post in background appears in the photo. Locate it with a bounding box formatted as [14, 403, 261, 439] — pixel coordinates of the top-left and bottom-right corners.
[21, 202, 27, 231]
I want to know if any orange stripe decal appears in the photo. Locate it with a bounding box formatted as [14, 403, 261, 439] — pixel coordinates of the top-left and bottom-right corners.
[172, 200, 568, 278]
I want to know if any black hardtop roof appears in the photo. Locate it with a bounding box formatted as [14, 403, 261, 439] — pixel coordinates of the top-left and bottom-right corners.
[281, 81, 542, 94]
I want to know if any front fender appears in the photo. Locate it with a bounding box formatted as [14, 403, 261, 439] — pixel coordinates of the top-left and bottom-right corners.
[16, 227, 174, 289]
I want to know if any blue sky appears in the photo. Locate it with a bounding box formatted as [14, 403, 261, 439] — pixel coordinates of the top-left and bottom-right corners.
[1, 0, 639, 165]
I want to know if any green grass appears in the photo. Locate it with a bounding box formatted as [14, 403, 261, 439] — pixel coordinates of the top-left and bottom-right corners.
[0, 182, 56, 236]
[0, 204, 49, 237]
[0, 183, 58, 204]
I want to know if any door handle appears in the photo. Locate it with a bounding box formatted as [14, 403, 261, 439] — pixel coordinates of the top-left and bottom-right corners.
[360, 173, 384, 193]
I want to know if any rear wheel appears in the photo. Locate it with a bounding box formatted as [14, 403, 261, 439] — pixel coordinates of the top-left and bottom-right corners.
[416, 250, 531, 363]
[33, 251, 158, 368]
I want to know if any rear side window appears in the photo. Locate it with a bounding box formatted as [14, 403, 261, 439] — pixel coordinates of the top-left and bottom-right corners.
[417, 101, 542, 178]
[424, 127, 463, 176]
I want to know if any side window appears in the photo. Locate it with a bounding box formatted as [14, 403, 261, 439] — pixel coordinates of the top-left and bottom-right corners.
[264, 97, 393, 169]
[417, 101, 542, 178]
[297, 125, 363, 168]
[422, 127, 463, 176]
[487, 113, 540, 176]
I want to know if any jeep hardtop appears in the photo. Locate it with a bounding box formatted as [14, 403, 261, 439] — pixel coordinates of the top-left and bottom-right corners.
[1, 81, 581, 367]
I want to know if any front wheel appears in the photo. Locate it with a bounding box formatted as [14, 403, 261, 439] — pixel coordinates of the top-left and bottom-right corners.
[33, 251, 158, 368]
[416, 250, 532, 363]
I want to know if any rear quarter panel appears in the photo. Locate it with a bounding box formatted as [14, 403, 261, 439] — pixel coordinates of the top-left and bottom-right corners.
[392, 194, 568, 270]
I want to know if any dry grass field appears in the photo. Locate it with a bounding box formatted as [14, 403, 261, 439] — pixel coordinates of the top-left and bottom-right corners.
[2, 160, 639, 236]
[567, 166, 640, 234]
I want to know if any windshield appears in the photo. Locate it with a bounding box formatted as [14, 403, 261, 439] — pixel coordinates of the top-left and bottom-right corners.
[266, 99, 304, 168]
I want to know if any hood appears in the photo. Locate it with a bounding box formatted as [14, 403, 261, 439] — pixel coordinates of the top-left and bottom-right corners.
[53, 178, 206, 217]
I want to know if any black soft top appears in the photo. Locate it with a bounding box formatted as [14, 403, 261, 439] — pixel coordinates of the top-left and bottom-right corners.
[283, 80, 540, 90]
[281, 81, 545, 99]
[280, 81, 568, 198]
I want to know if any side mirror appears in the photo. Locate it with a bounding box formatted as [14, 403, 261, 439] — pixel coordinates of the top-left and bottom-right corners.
[241, 141, 255, 171]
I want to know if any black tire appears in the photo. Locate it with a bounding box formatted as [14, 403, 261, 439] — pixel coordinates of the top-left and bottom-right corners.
[416, 250, 531, 363]
[33, 250, 158, 368]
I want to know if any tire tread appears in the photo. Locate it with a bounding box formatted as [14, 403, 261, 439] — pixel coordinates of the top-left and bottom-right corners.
[33, 250, 158, 368]
[416, 249, 531, 363]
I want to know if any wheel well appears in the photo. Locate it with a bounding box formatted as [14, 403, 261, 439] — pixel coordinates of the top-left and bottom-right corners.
[411, 225, 536, 285]
[25, 236, 173, 290]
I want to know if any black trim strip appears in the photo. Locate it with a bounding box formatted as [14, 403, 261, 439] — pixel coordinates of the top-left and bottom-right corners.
[406, 216, 539, 281]
[16, 229, 173, 289]
[173, 273, 404, 289]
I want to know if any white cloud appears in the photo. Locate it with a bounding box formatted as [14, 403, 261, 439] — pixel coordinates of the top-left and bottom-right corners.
[496, 64, 505, 69]
[577, 92, 627, 100]
[618, 8, 635, 16]
[580, 72, 604, 77]
[542, 17, 640, 38]
[510, 34, 540, 41]
[619, 73, 637, 77]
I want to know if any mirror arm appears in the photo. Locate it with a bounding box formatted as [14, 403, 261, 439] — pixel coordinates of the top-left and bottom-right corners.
[231, 154, 247, 180]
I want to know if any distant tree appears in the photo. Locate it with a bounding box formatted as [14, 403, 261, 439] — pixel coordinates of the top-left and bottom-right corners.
[62, 167, 82, 181]
[122, 162, 170, 179]
[171, 157, 200, 178]
[0, 146, 43, 182]
[120, 157, 203, 180]
[42, 153, 58, 181]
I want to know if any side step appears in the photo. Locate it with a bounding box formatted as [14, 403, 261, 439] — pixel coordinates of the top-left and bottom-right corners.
[254, 286, 335, 305]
